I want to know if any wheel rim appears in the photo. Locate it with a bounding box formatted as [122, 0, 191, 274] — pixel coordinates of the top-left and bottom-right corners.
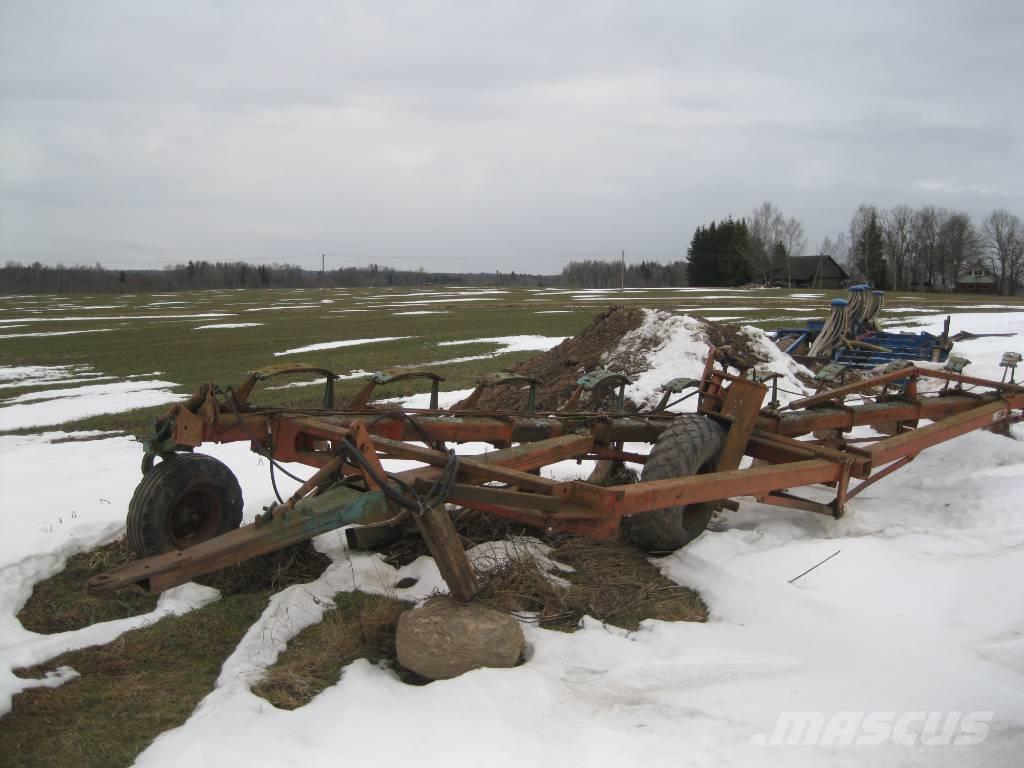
[168, 487, 223, 548]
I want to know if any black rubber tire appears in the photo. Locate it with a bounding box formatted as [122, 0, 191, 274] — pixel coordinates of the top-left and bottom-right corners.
[126, 453, 244, 558]
[622, 414, 727, 552]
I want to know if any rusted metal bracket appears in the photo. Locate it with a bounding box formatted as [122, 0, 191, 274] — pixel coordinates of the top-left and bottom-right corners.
[460, 371, 541, 412]
[347, 369, 446, 409]
[562, 369, 631, 412]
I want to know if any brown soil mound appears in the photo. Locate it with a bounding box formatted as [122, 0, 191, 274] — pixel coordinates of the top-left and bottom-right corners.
[701, 319, 774, 369]
[452, 305, 786, 412]
[453, 305, 646, 411]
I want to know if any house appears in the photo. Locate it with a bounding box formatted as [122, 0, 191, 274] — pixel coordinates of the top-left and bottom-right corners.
[770, 255, 849, 289]
[956, 265, 998, 294]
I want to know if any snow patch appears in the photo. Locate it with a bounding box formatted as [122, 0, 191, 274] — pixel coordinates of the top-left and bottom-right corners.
[193, 323, 264, 330]
[274, 337, 414, 356]
[0, 328, 114, 340]
[0, 379, 184, 430]
[437, 335, 566, 353]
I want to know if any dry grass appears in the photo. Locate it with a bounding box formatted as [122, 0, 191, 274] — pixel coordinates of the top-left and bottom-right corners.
[16, 538, 330, 635]
[477, 535, 708, 632]
[251, 591, 414, 708]
[194, 540, 332, 595]
[17, 539, 159, 634]
[373, 507, 535, 568]
[2, 591, 270, 768]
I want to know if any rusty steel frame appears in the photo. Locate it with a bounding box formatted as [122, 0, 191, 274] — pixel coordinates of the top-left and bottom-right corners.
[87, 351, 1024, 598]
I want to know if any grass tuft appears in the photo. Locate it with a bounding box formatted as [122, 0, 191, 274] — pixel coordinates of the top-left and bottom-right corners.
[251, 591, 414, 708]
[17, 539, 158, 634]
[477, 535, 708, 632]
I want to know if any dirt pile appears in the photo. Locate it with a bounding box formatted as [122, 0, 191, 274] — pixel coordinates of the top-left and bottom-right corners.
[453, 305, 646, 411]
[454, 304, 794, 412]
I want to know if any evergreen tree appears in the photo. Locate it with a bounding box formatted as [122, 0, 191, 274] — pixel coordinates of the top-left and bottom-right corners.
[686, 218, 751, 286]
[855, 211, 889, 288]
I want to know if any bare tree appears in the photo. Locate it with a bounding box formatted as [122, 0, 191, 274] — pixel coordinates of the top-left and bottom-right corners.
[782, 216, 807, 262]
[881, 205, 914, 290]
[982, 209, 1024, 295]
[847, 204, 878, 283]
[939, 211, 979, 291]
[819, 232, 850, 267]
[746, 202, 807, 285]
[746, 201, 785, 284]
[909, 207, 941, 290]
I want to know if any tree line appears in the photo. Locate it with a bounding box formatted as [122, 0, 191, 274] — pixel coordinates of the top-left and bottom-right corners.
[686, 201, 1022, 294]
[0, 260, 551, 294]
[3, 202, 1021, 295]
[557, 259, 689, 288]
[822, 205, 1021, 294]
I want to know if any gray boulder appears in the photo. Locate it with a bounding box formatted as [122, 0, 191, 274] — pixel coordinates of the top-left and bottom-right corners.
[396, 598, 524, 680]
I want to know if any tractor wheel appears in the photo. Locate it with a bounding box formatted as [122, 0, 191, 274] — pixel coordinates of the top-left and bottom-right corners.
[621, 414, 726, 552]
[126, 453, 243, 558]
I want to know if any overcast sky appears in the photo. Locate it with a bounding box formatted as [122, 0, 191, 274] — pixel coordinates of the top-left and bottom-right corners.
[1, 1, 1021, 273]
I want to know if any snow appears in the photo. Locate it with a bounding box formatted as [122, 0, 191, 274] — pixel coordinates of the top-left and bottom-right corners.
[2, 307, 1024, 765]
[274, 336, 414, 356]
[0, 364, 101, 389]
[0, 379, 184, 430]
[392, 310, 448, 315]
[437, 335, 565, 352]
[193, 323, 264, 330]
[888, 312, 1023, 381]
[0, 328, 114, 340]
[609, 311, 813, 409]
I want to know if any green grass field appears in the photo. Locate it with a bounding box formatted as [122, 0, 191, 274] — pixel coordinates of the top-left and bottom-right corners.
[2, 284, 1023, 438]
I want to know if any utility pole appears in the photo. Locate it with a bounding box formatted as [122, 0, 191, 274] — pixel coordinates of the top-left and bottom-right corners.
[321, 253, 325, 295]
[620, 249, 625, 292]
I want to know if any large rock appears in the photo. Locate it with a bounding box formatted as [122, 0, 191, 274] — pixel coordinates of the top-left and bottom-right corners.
[396, 598, 524, 680]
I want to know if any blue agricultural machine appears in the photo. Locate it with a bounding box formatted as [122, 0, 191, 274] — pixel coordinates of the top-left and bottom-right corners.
[771, 285, 952, 373]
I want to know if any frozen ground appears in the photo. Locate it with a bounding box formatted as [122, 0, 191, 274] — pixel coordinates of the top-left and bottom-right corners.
[0, 309, 1022, 766]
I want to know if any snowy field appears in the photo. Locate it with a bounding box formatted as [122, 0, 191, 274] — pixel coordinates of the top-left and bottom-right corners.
[1, 292, 1023, 766]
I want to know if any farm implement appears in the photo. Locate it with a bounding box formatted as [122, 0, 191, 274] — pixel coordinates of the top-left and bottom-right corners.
[87, 345, 1024, 602]
[772, 285, 954, 369]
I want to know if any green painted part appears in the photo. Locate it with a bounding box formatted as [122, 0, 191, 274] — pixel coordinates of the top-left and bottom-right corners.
[322, 377, 335, 408]
[288, 484, 392, 540]
[944, 355, 971, 373]
[815, 362, 848, 382]
[368, 369, 444, 384]
[476, 371, 539, 386]
[661, 377, 700, 392]
[883, 359, 913, 374]
[473, 370, 539, 412]
[576, 369, 631, 390]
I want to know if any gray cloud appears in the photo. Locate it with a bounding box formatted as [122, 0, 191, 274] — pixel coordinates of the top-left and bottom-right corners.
[1, 0, 1021, 272]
